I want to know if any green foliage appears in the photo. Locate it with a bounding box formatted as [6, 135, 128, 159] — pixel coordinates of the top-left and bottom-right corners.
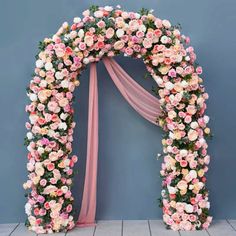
[89, 5, 99, 13]
[138, 8, 151, 16]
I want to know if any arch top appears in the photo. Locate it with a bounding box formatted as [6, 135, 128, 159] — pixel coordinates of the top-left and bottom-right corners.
[24, 5, 212, 234]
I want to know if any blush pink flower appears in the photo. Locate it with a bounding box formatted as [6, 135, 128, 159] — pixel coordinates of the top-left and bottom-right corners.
[47, 163, 55, 171]
[188, 129, 198, 141]
[168, 69, 176, 78]
[48, 101, 59, 113]
[106, 28, 115, 39]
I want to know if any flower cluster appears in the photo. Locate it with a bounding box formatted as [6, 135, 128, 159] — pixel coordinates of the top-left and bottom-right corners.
[24, 5, 211, 233]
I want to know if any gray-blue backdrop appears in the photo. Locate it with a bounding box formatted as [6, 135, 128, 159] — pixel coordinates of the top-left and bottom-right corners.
[0, 0, 235, 224]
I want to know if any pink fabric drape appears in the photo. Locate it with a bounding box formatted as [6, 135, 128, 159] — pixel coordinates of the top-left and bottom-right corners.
[103, 57, 161, 125]
[77, 63, 98, 227]
[77, 58, 161, 227]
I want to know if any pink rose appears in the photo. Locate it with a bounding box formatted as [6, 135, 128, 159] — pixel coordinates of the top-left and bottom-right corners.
[47, 163, 55, 171]
[136, 31, 144, 38]
[125, 47, 133, 56]
[97, 20, 105, 28]
[180, 220, 192, 230]
[184, 115, 192, 124]
[84, 35, 94, 47]
[106, 28, 115, 39]
[55, 48, 65, 57]
[188, 214, 197, 222]
[168, 69, 176, 78]
[49, 152, 59, 161]
[39, 208, 46, 216]
[186, 105, 197, 115]
[180, 160, 188, 167]
[79, 42, 86, 51]
[40, 179, 47, 187]
[176, 202, 185, 213]
[50, 178, 57, 184]
[196, 66, 203, 74]
[94, 10, 104, 18]
[143, 38, 152, 48]
[37, 195, 45, 203]
[48, 101, 59, 112]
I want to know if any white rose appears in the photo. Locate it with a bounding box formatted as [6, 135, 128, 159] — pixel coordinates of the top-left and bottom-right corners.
[48, 129, 55, 137]
[61, 80, 69, 88]
[94, 10, 103, 18]
[59, 122, 67, 130]
[61, 186, 69, 193]
[62, 22, 69, 29]
[25, 203, 32, 215]
[55, 71, 64, 80]
[27, 162, 34, 171]
[185, 204, 194, 213]
[139, 24, 146, 32]
[35, 59, 44, 68]
[204, 115, 210, 124]
[27, 132, 33, 140]
[189, 170, 197, 179]
[116, 29, 124, 38]
[104, 6, 113, 11]
[29, 93, 37, 102]
[180, 149, 188, 157]
[64, 159, 70, 166]
[167, 185, 177, 194]
[176, 55, 183, 63]
[73, 17, 81, 23]
[185, 56, 190, 61]
[82, 9, 90, 17]
[153, 76, 163, 86]
[60, 113, 68, 120]
[39, 80, 47, 88]
[44, 62, 53, 71]
[78, 29, 84, 39]
[189, 184, 194, 190]
[83, 58, 89, 64]
[162, 19, 171, 28]
[69, 31, 77, 39]
[29, 114, 38, 124]
[181, 80, 188, 88]
[165, 81, 174, 90]
[160, 36, 169, 44]
[190, 121, 199, 129]
[169, 132, 174, 139]
[37, 147, 44, 155]
[135, 13, 141, 19]
[27, 145, 33, 152]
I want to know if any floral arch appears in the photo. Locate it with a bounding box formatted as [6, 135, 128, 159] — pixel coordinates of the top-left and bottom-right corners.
[24, 5, 212, 234]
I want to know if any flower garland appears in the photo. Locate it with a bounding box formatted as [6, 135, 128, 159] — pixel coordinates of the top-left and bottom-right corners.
[24, 5, 212, 233]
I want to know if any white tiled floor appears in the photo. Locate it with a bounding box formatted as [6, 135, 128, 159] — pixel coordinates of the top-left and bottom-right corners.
[1, 220, 236, 236]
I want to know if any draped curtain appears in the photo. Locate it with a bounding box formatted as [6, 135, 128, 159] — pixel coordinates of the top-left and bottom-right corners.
[77, 57, 161, 227]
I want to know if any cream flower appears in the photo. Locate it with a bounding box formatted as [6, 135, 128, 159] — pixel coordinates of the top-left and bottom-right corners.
[188, 129, 198, 141]
[35, 162, 44, 176]
[177, 180, 188, 190]
[116, 29, 124, 38]
[114, 41, 125, 50]
[45, 62, 53, 71]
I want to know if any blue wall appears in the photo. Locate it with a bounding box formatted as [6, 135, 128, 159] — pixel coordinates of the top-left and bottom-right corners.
[0, 0, 235, 223]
